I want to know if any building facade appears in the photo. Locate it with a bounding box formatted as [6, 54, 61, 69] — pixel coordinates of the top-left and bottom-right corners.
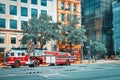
[57, 0, 82, 61]
[57, 0, 81, 51]
[82, 0, 115, 55]
[112, 0, 120, 54]
[57, 0, 81, 24]
[0, 0, 57, 52]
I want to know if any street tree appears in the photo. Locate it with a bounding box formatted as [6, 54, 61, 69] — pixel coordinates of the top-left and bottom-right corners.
[21, 14, 62, 51]
[61, 14, 87, 51]
[90, 41, 107, 62]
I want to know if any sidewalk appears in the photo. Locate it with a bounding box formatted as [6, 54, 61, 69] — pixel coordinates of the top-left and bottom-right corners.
[81, 60, 120, 64]
[94, 60, 120, 64]
[0, 63, 5, 68]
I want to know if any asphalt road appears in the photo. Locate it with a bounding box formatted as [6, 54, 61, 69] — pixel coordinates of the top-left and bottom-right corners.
[0, 63, 120, 80]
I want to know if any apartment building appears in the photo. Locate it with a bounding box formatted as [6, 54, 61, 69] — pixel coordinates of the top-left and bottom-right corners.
[57, 0, 81, 24]
[57, 0, 81, 53]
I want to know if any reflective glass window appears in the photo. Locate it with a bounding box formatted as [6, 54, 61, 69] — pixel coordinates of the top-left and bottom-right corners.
[61, 2, 64, 9]
[31, 0, 37, 5]
[41, 10, 47, 14]
[61, 14, 64, 21]
[21, 7, 28, 16]
[67, 4, 70, 10]
[10, 19, 17, 29]
[10, 5, 17, 15]
[21, 0, 27, 3]
[31, 8, 38, 17]
[0, 3, 5, 14]
[0, 48, 4, 52]
[41, 0, 47, 6]
[0, 18, 5, 28]
[11, 37, 16, 44]
[74, 4, 76, 11]
[0, 37, 4, 43]
[10, 0, 17, 1]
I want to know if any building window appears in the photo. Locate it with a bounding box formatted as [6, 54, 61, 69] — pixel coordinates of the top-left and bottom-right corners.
[66, 4, 70, 10]
[21, 0, 27, 3]
[61, 14, 64, 21]
[31, 8, 38, 17]
[10, 0, 17, 1]
[41, 0, 47, 6]
[41, 10, 47, 14]
[0, 3, 5, 14]
[10, 20, 17, 29]
[21, 21, 28, 30]
[74, 4, 76, 11]
[10, 5, 17, 15]
[21, 7, 28, 16]
[0, 18, 5, 28]
[61, 2, 64, 10]
[0, 48, 4, 52]
[31, 0, 37, 5]
[11, 37, 16, 44]
[0, 37, 4, 44]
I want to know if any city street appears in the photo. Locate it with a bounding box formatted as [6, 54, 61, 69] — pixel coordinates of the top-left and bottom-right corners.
[0, 0, 120, 80]
[0, 61, 120, 80]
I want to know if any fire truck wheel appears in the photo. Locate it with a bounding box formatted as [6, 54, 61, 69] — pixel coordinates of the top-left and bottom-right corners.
[66, 59, 70, 65]
[13, 61, 21, 68]
[33, 60, 39, 67]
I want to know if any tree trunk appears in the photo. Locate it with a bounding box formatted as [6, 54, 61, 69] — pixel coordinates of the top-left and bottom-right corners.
[88, 50, 91, 64]
[80, 46, 83, 63]
[70, 42, 72, 53]
[95, 52, 98, 62]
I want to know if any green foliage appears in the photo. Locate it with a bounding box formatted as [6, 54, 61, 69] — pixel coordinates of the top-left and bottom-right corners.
[61, 14, 87, 45]
[67, 27, 87, 45]
[90, 41, 107, 55]
[67, 14, 79, 28]
[21, 14, 62, 48]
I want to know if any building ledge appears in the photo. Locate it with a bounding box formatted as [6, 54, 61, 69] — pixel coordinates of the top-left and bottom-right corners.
[0, 28, 23, 33]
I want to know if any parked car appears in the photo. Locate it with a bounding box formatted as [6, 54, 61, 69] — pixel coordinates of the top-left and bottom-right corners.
[114, 55, 120, 60]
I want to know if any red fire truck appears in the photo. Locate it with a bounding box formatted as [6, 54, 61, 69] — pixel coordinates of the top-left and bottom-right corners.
[4, 48, 76, 68]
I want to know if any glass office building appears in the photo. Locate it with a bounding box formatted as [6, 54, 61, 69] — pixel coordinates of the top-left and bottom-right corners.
[112, 1, 120, 54]
[82, 0, 116, 54]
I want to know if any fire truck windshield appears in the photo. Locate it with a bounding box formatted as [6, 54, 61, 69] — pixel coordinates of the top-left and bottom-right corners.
[5, 51, 10, 57]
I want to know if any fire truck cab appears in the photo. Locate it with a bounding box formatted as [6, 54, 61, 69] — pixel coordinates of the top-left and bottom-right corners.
[4, 48, 30, 68]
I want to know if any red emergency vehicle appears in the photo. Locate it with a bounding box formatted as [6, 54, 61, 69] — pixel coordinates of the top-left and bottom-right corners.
[44, 51, 76, 65]
[4, 48, 76, 68]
